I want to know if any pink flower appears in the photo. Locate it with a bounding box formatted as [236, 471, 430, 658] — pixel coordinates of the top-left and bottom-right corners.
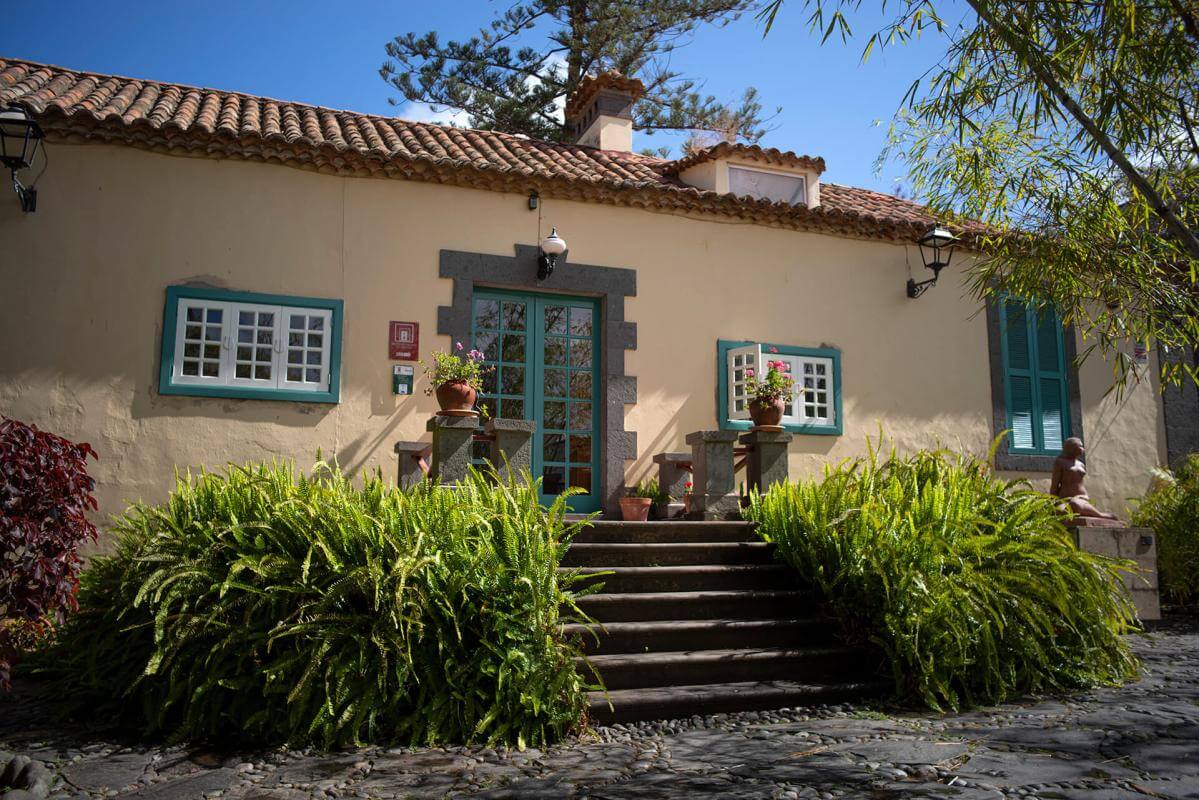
[745, 368, 755, 377]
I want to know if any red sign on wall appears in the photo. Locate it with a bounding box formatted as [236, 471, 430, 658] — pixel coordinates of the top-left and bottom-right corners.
[389, 321, 419, 360]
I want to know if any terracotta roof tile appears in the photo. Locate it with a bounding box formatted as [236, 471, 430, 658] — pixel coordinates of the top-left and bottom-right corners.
[0, 56, 971, 243]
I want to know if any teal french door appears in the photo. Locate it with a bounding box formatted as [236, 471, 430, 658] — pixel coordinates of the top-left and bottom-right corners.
[471, 290, 602, 513]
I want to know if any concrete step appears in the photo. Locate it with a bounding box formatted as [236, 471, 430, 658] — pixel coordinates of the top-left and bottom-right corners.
[572, 590, 814, 622]
[562, 542, 775, 568]
[573, 521, 759, 544]
[563, 618, 835, 655]
[587, 679, 890, 725]
[566, 565, 798, 594]
[583, 645, 875, 691]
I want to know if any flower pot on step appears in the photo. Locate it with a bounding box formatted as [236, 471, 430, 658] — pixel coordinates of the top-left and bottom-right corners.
[748, 397, 785, 428]
[435, 380, 477, 415]
[619, 497, 653, 522]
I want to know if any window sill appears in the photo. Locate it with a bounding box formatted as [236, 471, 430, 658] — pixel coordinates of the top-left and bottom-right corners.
[994, 450, 1057, 473]
[721, 420, 841, 436]
[158, 383, 339, 404]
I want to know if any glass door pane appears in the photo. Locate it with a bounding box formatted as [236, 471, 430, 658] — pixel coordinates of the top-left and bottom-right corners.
[534, 296, 600, 512]
[471, 290, 600, 513]
[471, 293, 532, 462]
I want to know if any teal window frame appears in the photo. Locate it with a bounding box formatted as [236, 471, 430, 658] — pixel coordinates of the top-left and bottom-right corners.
[998, 297, 1071, 456]
[159, 285, 344, 403]
[716, 339, 843, 435]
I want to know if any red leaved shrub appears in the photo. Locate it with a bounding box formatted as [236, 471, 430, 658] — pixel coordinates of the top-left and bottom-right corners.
[0, 417, 98, 690]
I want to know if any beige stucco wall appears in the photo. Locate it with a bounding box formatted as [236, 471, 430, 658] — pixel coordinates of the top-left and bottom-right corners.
[0, 142, 1165, 535]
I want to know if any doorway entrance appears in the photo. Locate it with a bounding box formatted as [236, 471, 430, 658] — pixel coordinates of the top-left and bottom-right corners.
[471, 290, 602, 513]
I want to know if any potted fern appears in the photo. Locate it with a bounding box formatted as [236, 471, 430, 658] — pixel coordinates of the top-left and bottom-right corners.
[424, 342, 489, 415]
[744, 354, 797, 428]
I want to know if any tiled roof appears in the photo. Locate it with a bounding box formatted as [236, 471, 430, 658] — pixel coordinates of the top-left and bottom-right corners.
[665, 142, 826, 176]
[0, 57, 963, 243]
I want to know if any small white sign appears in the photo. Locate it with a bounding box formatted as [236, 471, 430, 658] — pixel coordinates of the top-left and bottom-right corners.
[394, 365, 414, 376]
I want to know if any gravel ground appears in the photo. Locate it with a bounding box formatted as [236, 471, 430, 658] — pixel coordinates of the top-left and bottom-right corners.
[2, 615, 1197, 799]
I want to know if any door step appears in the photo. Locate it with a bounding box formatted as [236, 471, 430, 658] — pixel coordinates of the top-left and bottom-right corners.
[563, 617, 835, 655]
[567, 564, 798, 593]
[583, 645, 875, 691]
[572, 589, 814, 622]
[562, 541, 775, 567]
[588, 679, 890, 725]
[572, 521, 759, 543]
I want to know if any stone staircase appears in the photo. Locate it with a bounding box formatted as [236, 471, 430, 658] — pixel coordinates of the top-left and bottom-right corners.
[561, 520, 886, 724]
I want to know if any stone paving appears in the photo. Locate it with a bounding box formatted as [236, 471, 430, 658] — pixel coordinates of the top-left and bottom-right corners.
[2, 615, 1198, 800]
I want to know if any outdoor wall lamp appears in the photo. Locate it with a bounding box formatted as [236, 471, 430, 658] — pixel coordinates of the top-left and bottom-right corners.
[0, 106, 45, 213]
[538, 228, 567, 280]
[907, 225, 961, 299]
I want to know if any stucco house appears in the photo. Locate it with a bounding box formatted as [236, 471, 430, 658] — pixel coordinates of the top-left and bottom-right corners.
[0, 57, 1170, 524]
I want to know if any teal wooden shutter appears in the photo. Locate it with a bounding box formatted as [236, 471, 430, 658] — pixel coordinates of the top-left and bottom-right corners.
[1034, 306, 1069, 452]
[1001, 301, 1037, 450]
[999, 297, 1071, 454]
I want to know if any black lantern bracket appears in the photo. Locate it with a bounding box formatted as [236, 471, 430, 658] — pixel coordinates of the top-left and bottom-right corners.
[907, 225, 961, 299]
[0, 106, 46, 213]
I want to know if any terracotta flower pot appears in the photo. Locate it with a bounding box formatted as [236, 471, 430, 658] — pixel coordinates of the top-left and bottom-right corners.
[434, 380, 477, 414]
[683, 494, 693, 514]
[619, 497, 652, 522]
[748, 397, 785, 427]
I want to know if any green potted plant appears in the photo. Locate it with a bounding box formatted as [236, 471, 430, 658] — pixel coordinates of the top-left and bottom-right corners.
[621, 478, 668, 522]
[424, 342, 490, 415]
[744, 351, 797, 428]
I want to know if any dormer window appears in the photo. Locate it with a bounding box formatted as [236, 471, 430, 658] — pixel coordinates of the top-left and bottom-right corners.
[728, 164, 807, 206]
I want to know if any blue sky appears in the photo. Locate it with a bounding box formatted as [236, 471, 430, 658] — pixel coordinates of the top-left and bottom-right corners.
[1, 1, 965, 193]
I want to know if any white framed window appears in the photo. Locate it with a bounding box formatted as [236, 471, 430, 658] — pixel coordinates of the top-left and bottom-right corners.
[719, 340, 841, 434]
[162, 287, 342, 403]
[727, 165, 807, 206]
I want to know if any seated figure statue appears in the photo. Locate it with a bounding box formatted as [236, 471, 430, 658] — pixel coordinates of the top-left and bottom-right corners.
[1050, 437, 1119, 521]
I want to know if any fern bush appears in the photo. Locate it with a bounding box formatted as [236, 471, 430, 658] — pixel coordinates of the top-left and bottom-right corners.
[1131, 455, 1199, 605]
[747, 444, 1139, 711]
[31, 461, 592, 748]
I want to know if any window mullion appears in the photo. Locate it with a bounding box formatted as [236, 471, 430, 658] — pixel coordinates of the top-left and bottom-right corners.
[269, 305, 284, 390]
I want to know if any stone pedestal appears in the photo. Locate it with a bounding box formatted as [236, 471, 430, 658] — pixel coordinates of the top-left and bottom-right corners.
[425, 414, 478, 486]
[1070, 524, 1161, 622]
[739, 429, 793, 494]
[393, 440, 430, 489]
[653, 452, 692, 519]
[485, 418, 536, 483]
[684, 430, 740, 519]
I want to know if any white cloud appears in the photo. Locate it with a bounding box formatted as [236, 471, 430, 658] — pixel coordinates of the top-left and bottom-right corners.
[400, 102, 473, 128]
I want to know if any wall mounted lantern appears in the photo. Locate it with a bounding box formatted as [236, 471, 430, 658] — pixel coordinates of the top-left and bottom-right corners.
[0, 106, 45, 213]
[538, 228, 567, 280]
[907, 225, 961, 299]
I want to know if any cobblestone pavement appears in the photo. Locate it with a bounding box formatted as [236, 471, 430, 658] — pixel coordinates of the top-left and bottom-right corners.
[2, 616, 1198, 800]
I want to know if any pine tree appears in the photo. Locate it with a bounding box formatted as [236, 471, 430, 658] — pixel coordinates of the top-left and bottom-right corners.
[380, 1, 776, 146]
